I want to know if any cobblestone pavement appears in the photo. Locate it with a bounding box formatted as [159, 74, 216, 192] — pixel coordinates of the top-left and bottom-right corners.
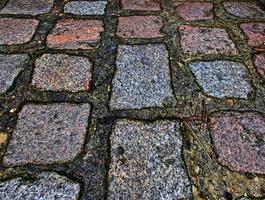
[0, 0, 265, 200]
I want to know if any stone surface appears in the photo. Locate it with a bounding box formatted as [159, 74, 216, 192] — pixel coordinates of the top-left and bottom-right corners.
[110, 44, 175, 110]
[189, 60, 252, 98]
[179, 25, 238, 56]
[64, 1, 107, 15]
[253, 53, 265, 79]
[3, 103, 90, 166]
[174, 2, 214, 21]
[0, 172, 80, 200]
[210, 112, 265, 174]
[0, 0, 54, 15]
[108, 119, 191, 199]
[32, 54, 92, 92]
[0, 54, 29, 93]
[117, 16, 164, 39]
[47, 19, 104, 50]
[121, 0, 160, 11]
[0, 18, 39, 45]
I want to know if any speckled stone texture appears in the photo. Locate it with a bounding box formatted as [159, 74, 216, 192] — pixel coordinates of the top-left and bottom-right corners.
[110, 44, 175, 110]
[0, 54, 29, 93]
[0, 172, 80, 200]
[64, 1, 107, 15]
[189, 60, 252, 98]
[3, 103, 90, 166]
[32, 54, 92, 92]
[179, 25, 239, 56]
[108, 120, 192, 199]
[253, 52, 265, 79]
[121, 0, 160, 11]
[210, 112, 265, 174]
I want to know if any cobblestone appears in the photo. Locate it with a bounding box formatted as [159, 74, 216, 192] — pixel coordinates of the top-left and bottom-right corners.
[253, 52, 265, 79]
[121, 0, 160, 11]
[64, 1, 107, 15]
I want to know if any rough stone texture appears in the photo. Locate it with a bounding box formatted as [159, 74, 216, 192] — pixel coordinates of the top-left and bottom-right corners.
[253, 53, 265, 79]
[223, 2, 265, 18]
[3, 103, 90, 166]
[189, 60, 252, 98]
[179, 25, 239, 56]
[0, 172, 80, 200]
[0, 0, 54, 15]
[47, 19, 104, 50]
[121, 0, 160, 11]
[116, 16, 164, 39]
[0, 18, 39, 45]
[32, 54, 92, 92]
[64, 1, 107, 15]
[108, 119, 191, 199]
[110, 44, 175, 110]
[210, 112, 265, 174]
[174, 2, 214, 21]
[0, 54, 29, 93]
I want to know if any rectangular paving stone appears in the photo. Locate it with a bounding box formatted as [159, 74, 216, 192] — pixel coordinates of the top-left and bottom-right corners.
[121, 0, 160, 11]
[108, 119, 192, 199]
[64, 1, 107, 15]
[3, 103, 90, 166]
[110, 44, 176, 110]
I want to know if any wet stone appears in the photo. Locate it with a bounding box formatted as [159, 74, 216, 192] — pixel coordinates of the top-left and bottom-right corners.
[110, 44, 175, 110]
[179, 25, 239, 56]
[121, 0, 160, 11]
[0, 172, 80, 200]
[0, 54, 29, 93]
[189, 60, 252, 98]
[3, 103, 90, 166]
[253, 52, 265, 79]
[32, 54, 92, 92]
[210, 112, 265, 174]
[64, 1, 107, 15]
[108, 119, 192, 199]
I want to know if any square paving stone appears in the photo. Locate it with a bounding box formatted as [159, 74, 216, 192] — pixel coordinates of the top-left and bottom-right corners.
[0, 54, 29, 93]
[3, 103, 91, 166]
[253, 52, 265, 80]
[64, 1, 107, 15]
[179, 25, 239, 56]
[0, 172, 80, 200]
[32, 54, 92, 92]
[121, 0, 160, 11]
[110, 44, 175, 110]
[108, 119, 192, 199]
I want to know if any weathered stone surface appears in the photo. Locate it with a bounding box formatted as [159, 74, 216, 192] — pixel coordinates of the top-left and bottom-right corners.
[0, 18, 39, 45]
[0, 54, 29, 93]
[253, 53, 265, 79]
[64, 1, 107, 15]
[108, 119, 191, 199]
[121, 0, 160, 11]
[179, 25, 239, 56]
[47, 19, 104, 50]
[210, 112, 265, 174]
[110, 44, 175, 110]
[116, 16, 164, 39]
[32, 54, 92, 92]
[3, 103, 90, 166]
[0, 172, 80, 200]
[0, 0, 54, 15]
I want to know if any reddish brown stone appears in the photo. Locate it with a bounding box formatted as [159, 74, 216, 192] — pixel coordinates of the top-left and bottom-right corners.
[253, 53, 265, 79]
[121, 0, 160, 11]
[116, 16, 164, 39]
[47, 19, 104, 50]
[174, 2, 214, 21]
[0, 18, 39, 45]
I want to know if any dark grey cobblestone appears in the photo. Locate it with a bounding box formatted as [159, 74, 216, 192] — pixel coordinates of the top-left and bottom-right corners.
[64, 1, 107, 15]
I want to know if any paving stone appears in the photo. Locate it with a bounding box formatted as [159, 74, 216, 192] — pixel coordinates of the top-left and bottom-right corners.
[179, 25, 238, 56]
[210, 112, 265, 174]
[0, 54, 29, 93]
[110, 44, 175, 110]
[47, 19, 104, 50]
[223, 2, 265, 18]
[108, 119, 191, 199]
[32, 54, 92, 92]
[0, 0, 54, 15]
[253, 53, 265, 79]
[116, 16, 164, 39]
[0, 172, 80, 200]
[174, 2, 214, 21]
[121, 0, 160, 11]
[189, 60, 252, 98]
[3, 103, 90, 166]
[64, 1, 107, 15]
[0, 18, 39, 45]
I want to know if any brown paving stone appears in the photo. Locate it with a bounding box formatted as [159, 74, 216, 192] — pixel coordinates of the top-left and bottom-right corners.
[253, 53, 265, 79]
[121, 0, 160, 11]
[47, 19, 104, 50]
[116, 16, 164, 39]
[0, 18, 39, 45]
